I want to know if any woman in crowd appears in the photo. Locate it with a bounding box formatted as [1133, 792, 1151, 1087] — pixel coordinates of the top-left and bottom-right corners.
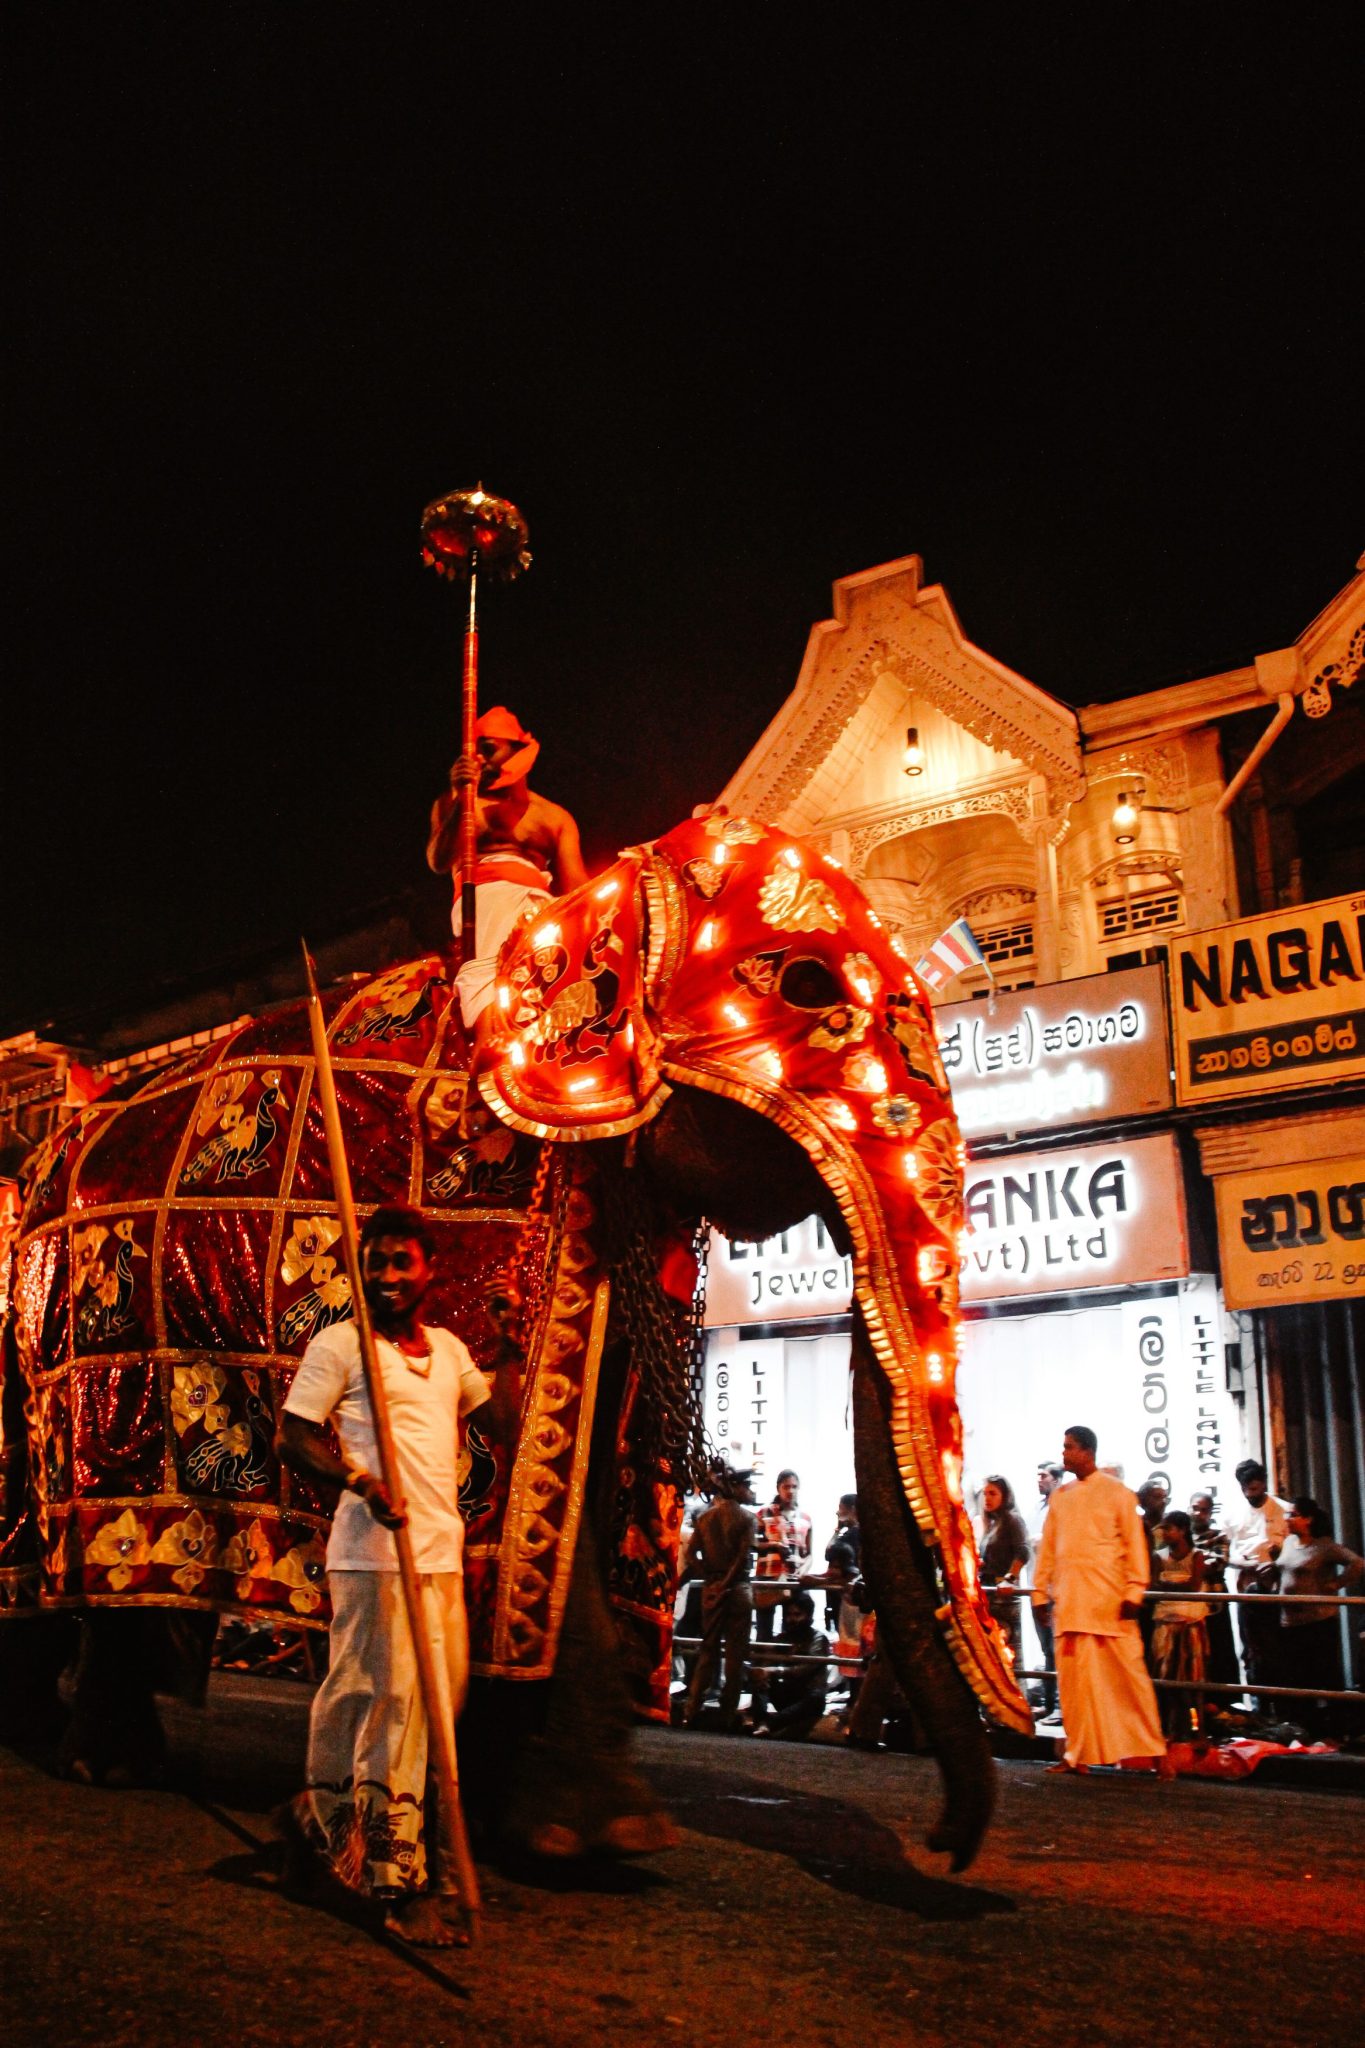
[1274, 1496, 1364, 1735]
[1149, 1509, 1209, 1736]
[977, 1474, 1030, 1671]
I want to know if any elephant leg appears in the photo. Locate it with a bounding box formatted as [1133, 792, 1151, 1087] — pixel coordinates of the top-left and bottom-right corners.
[58, 1610, 169, 1787]
[0, 1613, 77, 1744]
[852, 1323, 995, 1872]
[501, 1532, 677, 1859]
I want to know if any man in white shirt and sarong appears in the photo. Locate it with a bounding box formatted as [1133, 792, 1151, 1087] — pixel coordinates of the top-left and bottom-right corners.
[277, 1204, 519, 1944]
[1032, 1425, 1170, 1777]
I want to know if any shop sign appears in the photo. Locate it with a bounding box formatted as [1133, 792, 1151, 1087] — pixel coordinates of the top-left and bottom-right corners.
[1119, 1278, 1239, 1512]
[701, 1333, 786, 1483]
[703, 1214, 853, 1328]
[1213, 1151, 1365, 1309]
[937, 965, 1171, 1139]
[1172, 893, 1365, 1106]
[961, 1132, 1188, 1301]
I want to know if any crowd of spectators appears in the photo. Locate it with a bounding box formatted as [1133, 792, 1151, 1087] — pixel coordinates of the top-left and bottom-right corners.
[675, 1451, 1364, 1749]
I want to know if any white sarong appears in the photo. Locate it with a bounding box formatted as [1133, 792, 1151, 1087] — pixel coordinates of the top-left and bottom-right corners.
[297, 1567, 469, 1895]
[452, 877, 552, 1026]
[1056, 1625, 1166, 1768]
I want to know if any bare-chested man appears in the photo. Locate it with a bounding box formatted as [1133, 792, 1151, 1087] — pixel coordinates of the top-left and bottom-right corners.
[426, 705, 588, 1025]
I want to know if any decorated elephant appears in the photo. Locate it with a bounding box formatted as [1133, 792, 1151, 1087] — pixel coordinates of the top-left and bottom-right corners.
[0, 812, 1029, 1870]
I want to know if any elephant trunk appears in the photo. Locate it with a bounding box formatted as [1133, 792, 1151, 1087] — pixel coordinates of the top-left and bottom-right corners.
[852, 1314, 995, 1872]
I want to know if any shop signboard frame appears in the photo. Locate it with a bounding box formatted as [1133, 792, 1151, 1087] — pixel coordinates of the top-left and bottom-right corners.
[1171, 891, 1365, 1107]
[936, 963, 1172, 1140]
[961, 1130, 1189, 1303]
[1212, 1149, 1365, 1310]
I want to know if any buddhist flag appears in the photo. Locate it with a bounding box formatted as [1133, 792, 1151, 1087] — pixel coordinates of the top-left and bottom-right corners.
[915, 918, 992, 992]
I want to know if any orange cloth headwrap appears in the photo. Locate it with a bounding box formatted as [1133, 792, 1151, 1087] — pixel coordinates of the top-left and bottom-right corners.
[476, 705, 540, 787]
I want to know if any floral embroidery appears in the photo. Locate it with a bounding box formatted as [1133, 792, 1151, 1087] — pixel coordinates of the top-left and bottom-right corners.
[194, 1071, 249, 1137]
[732, 949, 786, 996]
[843, 951, 883, 1004]
[71, 1223, 109, 1296]
[151, 1509, 218, 1592]
[171, 1361, 230, 1437]
[871, 1093, 921, 1139]
[680, 858, 731, 900]
[808, 1004, 870, 1052]
[281, 1215, 343, 1289]
[223, 1516, 274, 1597]
[272, 1536, 328, 1613]
[86, 1509, 151, 1590]
[423, 1074, 467, 1141]
[914, 1116, 963, 1233]
[758, 867, 842, 934]
[704, 813, 763, 848]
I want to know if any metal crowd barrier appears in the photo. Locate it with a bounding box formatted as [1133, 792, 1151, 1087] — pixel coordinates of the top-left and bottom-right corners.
[673, 1581, 1365, 1708]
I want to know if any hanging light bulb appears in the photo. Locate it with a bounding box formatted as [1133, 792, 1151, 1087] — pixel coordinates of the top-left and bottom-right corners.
[1112, 791, 1139, 845]
[902, 726, 924, 777]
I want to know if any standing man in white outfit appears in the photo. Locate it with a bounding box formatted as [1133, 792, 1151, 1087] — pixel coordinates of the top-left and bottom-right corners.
[1032, 1425, 1170, 1777]
[278, 1204, 519, 1945]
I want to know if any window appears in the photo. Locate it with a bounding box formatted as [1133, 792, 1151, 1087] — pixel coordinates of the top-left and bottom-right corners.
[977, 917, 1034, 966]
[970, 916, 1035, 995]
[1097, 889, 1182, 945]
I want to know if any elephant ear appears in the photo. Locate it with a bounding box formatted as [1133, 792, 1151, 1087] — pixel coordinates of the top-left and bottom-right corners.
[474, 851, 671, 1140]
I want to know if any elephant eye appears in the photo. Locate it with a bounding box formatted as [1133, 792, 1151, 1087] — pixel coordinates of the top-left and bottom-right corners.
[779, 957, 846, 1011]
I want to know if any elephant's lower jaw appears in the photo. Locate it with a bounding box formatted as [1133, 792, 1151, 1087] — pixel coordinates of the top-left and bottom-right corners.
[852, 1319, 995, 1873]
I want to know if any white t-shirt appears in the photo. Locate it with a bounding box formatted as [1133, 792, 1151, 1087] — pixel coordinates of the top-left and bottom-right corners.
[285, 1321, 490, 1574]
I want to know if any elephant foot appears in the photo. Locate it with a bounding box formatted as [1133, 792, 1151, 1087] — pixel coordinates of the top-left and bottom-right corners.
[925, 1777, 998, 1875]
[524, 1808, 679, 1861]
[595, 1809, 679, 1856]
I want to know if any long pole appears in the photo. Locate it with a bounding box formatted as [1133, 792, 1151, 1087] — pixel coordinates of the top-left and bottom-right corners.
[302, 944, 481, 1938]
[457, 555, 480, 968]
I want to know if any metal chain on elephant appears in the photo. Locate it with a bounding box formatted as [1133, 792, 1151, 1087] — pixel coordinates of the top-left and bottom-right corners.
[506, 1138, 557, 1353]
[601, 1166, 713, 1493]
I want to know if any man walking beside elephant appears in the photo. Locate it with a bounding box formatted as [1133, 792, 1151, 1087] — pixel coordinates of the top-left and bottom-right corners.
[277, 1204, 519, 1944]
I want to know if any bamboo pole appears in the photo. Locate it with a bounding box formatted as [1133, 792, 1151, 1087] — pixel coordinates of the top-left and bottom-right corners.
[457, 556, 480, 969]
[302, 944, 481, 1939]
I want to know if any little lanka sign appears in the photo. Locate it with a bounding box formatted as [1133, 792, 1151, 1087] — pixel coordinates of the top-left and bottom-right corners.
[703, 1132, 1189, 1325]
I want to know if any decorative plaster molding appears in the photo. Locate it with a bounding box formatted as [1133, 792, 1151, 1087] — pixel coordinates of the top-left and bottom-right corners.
[871, 636, 1084, 811]
[1305, 618, 1364, 719]
[959, 886, 1035, 920]
[1087, 852, 1184, 889]
[847, 784, 1033, 870]
[1086, 740, 1190, 809]
[721, 558, 1084, 825]
[733, 640, 891, 823]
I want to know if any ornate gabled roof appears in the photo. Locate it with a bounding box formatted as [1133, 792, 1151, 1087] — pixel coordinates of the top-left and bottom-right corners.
[720, 556, 1084, 830]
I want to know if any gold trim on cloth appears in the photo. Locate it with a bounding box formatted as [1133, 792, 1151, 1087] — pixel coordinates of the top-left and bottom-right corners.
[659, 1053, 1030, 1735]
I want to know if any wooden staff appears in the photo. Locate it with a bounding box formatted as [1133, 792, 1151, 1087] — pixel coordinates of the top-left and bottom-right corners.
[302, 944, 481, 1938]
[457, 555, 480, 969]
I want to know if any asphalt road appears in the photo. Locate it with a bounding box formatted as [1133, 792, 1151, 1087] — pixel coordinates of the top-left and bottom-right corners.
[1, 1674, 1360, 2048]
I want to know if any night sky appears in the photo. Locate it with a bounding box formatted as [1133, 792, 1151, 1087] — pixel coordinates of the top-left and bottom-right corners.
[5, 13, 1361, 1039]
